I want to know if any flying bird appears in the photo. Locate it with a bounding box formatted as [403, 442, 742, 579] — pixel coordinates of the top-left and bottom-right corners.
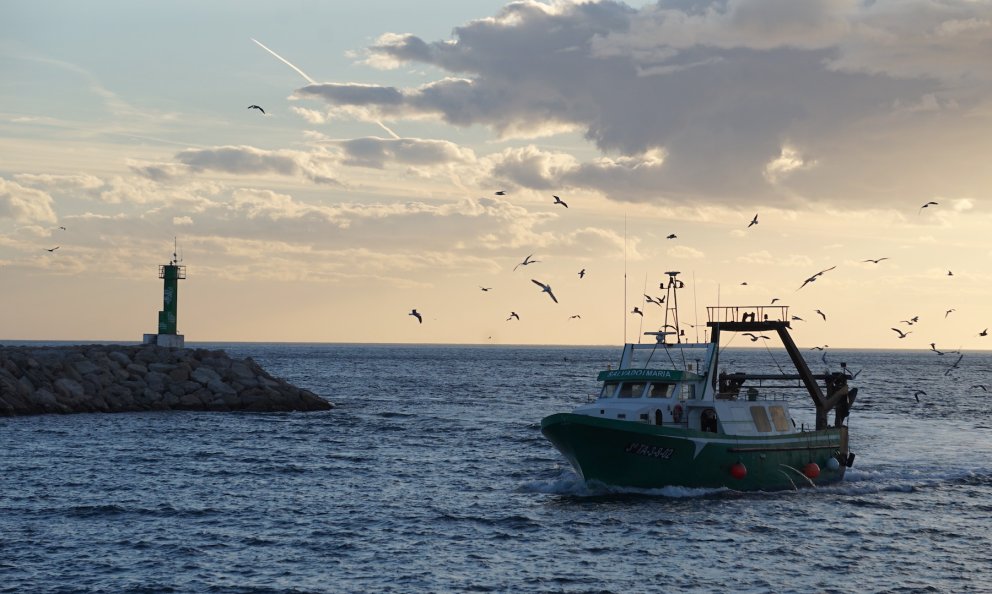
[513, 253, 540, 271]
[480, 286, 492, 292]
[247, 105, 265, 114]
[930, 343, 945, 355]
[891, 328, 911, 338]
[578, 268, 586, 279]
[644, 295, 665, 306]
[740, 282, 748, 286]
[506, 312, 520, 321]
[495, 190, 506, 196]
[770, 298, 780, 304]
[913, 390, 926, 402]
[816, 309, 827, 321]
[919, 201, 938, 212]
[947, 270, 954, 276]
[748, 213, 758, 228]
[409, 309, 422, 324]
[46, 246, 59, 252]
[666, 234, 677, 239]
[862, 257, 889, 264]
[797, 266, 836, 291]
[631, 307, 643, 316]
[568, 314, 581, 320]
[980, 328, 988, 337]
[742, 333, 769, 342]
[791, 315, 804, 322]
[553, 195, 568, 208]
[945, 309, 955, 318]
[531, 279, 558, 303]
[944, 354, 964, 376]
[972, 384, 989, 392]
[58, 226, 66, 231]
[810, 346, 827, 351]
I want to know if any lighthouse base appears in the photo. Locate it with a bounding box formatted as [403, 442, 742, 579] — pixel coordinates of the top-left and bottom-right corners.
[142, 334, 185, 349]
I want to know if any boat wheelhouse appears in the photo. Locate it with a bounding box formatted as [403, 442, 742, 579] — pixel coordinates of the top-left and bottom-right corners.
[541, 272, 857, 491]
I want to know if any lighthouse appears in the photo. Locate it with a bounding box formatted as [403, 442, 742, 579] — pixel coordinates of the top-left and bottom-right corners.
[142, 244, 186, 348]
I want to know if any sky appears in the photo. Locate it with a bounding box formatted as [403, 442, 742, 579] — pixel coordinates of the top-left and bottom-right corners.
[1, 0, 991, 349]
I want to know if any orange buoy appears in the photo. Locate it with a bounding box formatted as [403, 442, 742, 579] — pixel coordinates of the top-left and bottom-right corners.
[803, 462, 821, 479]
[730, 461, 747, 480]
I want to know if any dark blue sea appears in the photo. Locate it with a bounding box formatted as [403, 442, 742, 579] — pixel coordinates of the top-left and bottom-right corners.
[2, 343, 991, 593]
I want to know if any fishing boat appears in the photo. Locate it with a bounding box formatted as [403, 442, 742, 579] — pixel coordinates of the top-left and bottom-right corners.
[541, 271, 858, 491]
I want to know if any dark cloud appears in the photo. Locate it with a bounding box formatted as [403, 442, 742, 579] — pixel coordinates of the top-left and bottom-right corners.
[296, 0, 992, 208]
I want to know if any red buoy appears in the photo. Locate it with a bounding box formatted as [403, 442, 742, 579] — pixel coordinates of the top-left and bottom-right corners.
[803, 462, 821, 479]
[730, 462, 747, 480]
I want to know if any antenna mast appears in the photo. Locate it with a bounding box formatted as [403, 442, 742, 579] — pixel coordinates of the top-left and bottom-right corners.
[662, 271, 682, 344]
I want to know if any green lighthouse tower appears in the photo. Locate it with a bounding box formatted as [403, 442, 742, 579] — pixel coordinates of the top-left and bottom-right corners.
[142, 243, 186, 348]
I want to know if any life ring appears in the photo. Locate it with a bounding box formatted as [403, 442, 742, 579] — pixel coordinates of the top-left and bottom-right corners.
[672, 404, 683, 424]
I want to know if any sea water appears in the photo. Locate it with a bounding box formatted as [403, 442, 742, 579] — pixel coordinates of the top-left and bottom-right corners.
[2, 344, 991, 593]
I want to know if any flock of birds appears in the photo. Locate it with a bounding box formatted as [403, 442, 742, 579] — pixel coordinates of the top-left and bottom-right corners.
[402, 196, 987, 400]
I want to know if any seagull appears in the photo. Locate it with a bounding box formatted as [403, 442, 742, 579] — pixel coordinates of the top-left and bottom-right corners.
[742, 333, 770, 342]
[797, 266, 836, 291]
[980, 328, 988, 337]
[631, 307, 643, 316]
[791, 315, 804, 322]
[46, 246, 59, 252]
[919, 201, 938, 212]
[568, 314, 581, 320]
[942, 309, 954, 318]
[531, 279, 558, 303]
[913, 390, 926, 402]
[944, 354, 964, 376]
[816, 309, 827, 321]
[666, 234, 677, 239]
[495, 190, 506, 196]
[513, 253, 540, 271]
[930, 343, 945, 355]
[58, 226, 66, 231]
[247, 105, 265, 114]
[748, 213, 758, 228]
[810, 346, 827, 351]
[552, 195, 568, 208]
[891, 328, 911, 338]
[740, 282, 748, 286]
[862, 257, 889, 264]
[845, 367, 862, 379]
[409, 309, 422, 324]
[948, 270, 953, 276]
[506, 312, 520, 321]
[644, 295, 665, 306]
[480, 286, 492, 292]
[973, 384, 989, 392]
[770, 298, 780, 304]
[578, 268, 586, 279]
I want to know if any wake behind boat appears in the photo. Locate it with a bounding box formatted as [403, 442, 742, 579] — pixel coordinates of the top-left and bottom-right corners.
[541, 272, 858, 491]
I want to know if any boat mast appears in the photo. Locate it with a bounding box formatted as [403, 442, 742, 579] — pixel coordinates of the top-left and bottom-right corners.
[661, 271, 682, 344]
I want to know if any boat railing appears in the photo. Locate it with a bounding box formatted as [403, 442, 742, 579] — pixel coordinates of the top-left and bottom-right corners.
[706, 306, 789, 324]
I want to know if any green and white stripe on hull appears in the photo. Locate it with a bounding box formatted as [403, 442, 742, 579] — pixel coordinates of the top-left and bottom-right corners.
[541, 413, 849, 491]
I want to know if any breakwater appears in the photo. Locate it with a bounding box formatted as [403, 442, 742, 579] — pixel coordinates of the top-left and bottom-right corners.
[0, 344, 333, 416]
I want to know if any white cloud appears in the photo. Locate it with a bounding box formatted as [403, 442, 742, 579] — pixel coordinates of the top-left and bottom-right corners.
[0, 178, 58, 224]
[173, 216, 194, 225]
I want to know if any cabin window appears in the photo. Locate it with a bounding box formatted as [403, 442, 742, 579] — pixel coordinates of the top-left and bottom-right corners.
[750, 406, 772, 432]
[618, 383, 645, 398]
[599, 383, 618, 399]
[768, 406, 790, 431]
[647, 383, 673, 398]
[685, 385, 696, 400]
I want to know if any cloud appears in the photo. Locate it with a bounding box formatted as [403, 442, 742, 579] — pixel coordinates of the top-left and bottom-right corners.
[332, 137, 476, 169]
[291, 0, 992, 209]
[175, 145, 339, 184]
[0, 178, 58, 224]
[173, 216, 194, 226]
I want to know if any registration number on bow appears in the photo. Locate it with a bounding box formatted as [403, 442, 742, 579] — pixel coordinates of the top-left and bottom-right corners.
[625, 442, 674, 459]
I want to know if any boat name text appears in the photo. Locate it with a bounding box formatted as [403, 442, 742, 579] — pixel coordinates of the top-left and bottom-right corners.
[625, 442, 675, 459]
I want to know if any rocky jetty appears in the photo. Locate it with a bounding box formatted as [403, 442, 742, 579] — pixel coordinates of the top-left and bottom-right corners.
[0, 344, 333, 416]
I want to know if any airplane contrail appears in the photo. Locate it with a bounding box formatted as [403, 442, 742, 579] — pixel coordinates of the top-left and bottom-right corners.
[250, 38, 401, 140]
[251, 38, 315, 84]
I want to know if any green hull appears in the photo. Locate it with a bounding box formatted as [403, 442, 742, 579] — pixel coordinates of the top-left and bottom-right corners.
[541, 413, 848, 491]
